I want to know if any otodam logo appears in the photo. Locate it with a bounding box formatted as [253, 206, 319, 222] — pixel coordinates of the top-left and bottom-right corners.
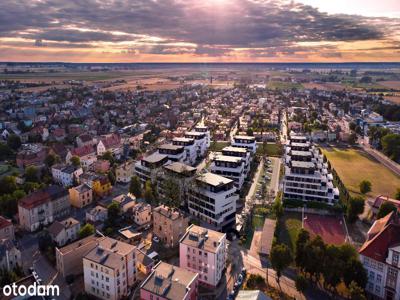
[2, 282, 60, 297]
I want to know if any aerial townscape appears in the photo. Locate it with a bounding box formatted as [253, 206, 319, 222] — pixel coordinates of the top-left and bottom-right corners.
[1, 1, 400, 300]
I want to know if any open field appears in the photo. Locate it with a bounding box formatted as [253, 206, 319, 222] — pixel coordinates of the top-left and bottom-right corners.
[384, 95, 400, 104]
[379, 81, 400, 90]
[321, 147, 400, 198]
[256, 142, 282, 157]
[303, 82, 347, 91]
[276, 212, 302, 252]
[303, 213, 347, 245]
[267, 81, 303, 90]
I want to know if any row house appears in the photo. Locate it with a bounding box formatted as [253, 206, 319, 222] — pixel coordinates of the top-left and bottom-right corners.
[18, 185, 70, 232]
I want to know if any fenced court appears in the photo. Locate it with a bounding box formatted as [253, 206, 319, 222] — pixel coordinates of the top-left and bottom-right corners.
[303, 212, 349, 245]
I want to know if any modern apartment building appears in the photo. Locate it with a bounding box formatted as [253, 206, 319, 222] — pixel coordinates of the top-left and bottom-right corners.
[172, 137, 196, 165]
[83, 237, 137, 300]
[140, 261, 199, 300]
[188, 172, 238, 232]
[222, 146, 251, 176]
[359, 212, 400, 300]
[231, 135, 257, 154]
[179, 224, 227, 287]
[157, 144, 186, 162]
[283, 135, 339, 204]
[184, 131, 208, 158]
[194, 124, 211, 148]
[134, 153, 170, 184]
[153, 205, 189, 248]
[18, 185, 70, 232]
[210, 155, 245, 190]
[69, 183, 93, 208]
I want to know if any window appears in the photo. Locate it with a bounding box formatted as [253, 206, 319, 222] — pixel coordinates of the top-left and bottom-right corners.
[393, 252, 399, 265]
[369, 271, 375, 280]
[377, 274, 382, 283]
[375, 285, 381, 294]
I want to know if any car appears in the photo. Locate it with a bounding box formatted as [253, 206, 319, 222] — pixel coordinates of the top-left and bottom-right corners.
[152, 236, 160, 243]
[237, 274, 244, 285]
[144, 224, 151, 230]
[241, 267, 247, 275]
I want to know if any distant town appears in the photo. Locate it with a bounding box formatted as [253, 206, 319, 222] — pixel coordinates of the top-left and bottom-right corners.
[1, 62, 400, 300]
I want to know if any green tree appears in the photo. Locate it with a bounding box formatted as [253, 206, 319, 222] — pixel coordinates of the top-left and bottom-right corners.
[270, 243, 292, 284]
[348, 281, 367, 300]
[382, 133, 400, 162]
[395, 188, 400, 200]
[295, 229, 310, 271]
[295, 274, 308, 294]
[101, 151, 114, 166]
[303, 236, 326, 281]
[0, 143, 13, 160]
[347, 196, 365, 223]
[0, 176, 17, 195]
[162, 177, 181, 208]
[272, 192, 283, 218]
[348, 133, 357, 145]
[79, 223, 95, 239]
[359, 180, 372, 194]
[107, 170, 116, 185]
[7, 134, 21, 151]
[343, 258, 367, 289]
[322, 245, 342, 290]
[377, 201, 397, 219]
[129, 176, 142, 198]
[70, 156, 81, 167]
[144, 180, 156, 204]
[45, 153, 58, 168]
[25, 166, 39, 183]
[246, 128, 254, 136]
[108, 202, 120, 220]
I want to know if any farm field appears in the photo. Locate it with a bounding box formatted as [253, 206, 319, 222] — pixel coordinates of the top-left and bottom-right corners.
[267, 81, 303, 90]
[303, 82, 347, 91]
[384, 95, 400, 104]
[379, 81, 400, 90]
[321, 147, 400, 198]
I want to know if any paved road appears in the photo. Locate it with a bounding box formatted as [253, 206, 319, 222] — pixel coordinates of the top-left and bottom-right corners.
[361, 141, 400, 176]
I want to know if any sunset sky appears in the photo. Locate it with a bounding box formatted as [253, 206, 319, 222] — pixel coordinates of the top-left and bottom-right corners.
[0, 0, 399, 62]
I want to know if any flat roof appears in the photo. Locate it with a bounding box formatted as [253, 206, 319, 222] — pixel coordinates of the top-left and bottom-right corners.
[163, 162, 196, 174]
[291, 161, 315, 168]
[185, 131, 205, 136]
[291, 142, 310, 147]
[234, 135, 256, 140]
[290, 150, 312, 157]
[158, 143, 184, 151]
[142, 152, 168, 164]
[196, 172, 233, 186]
[172, 137, 194, 142]
[214, 155, 242, 163]
[222, 146, 248, 153]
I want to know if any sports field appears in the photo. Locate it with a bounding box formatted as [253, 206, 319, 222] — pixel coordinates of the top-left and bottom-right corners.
[303, 213, 348, 245]
[321, 147, 400, 198]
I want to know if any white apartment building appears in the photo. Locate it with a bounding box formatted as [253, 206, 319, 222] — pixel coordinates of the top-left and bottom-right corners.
[134, 153, 170, 184]
[172, 137, 197, 165]
[360, 212, 400, 300]
[222, 146, 251, 176]
[179, 224, 227, 287]
[157, 144, 186, 162]
[83, 237, 137, 300]
[283, 135, 339, 204]
[185, 131, 208, 158]
[188, 172, 238, 232]
[51, 164, 83, 187]
[194, 124, 211, 148]
[231, 135, 257, 154]
[210, 155, 245, 190]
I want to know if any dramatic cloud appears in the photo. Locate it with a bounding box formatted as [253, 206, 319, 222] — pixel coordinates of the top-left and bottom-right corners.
[0, 0, 398, 62]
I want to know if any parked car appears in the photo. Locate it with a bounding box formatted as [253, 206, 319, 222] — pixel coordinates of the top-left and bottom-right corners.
[152, 236, 160, 243]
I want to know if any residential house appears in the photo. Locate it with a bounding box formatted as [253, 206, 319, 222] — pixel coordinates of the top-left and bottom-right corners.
[86, 205, 108, 226]
[96, 133, 122, 157]
[115, 160, 135, 183]
[69, 183, 93, 208]
[48, 217, 81, 247]
[179, 224, 227, 287]
[0, 239, 21, 272]
[18, 185, 70, 232]
[140, 261, 198, 300]
[0, 216, 14, 240]
[153, 205, 189, 248]
[134, 153, 170, 184]
[51, 164, 83, 187]
[132, 202, 152, 226]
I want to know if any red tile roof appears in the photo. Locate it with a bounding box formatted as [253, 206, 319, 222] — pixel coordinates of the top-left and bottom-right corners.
[71, 145, 95, 157]
[0, 216, 12, 230]
[359, 212, 400, 263]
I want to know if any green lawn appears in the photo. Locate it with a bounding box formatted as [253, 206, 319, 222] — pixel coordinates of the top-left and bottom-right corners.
[321, 147, 400, 198]
[256, 143, 283, 157]
[267, 81, 303, 90]
[243, 214, 266, 249]
[209, 141, 230, 152]
[276, 212, 302, 252]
